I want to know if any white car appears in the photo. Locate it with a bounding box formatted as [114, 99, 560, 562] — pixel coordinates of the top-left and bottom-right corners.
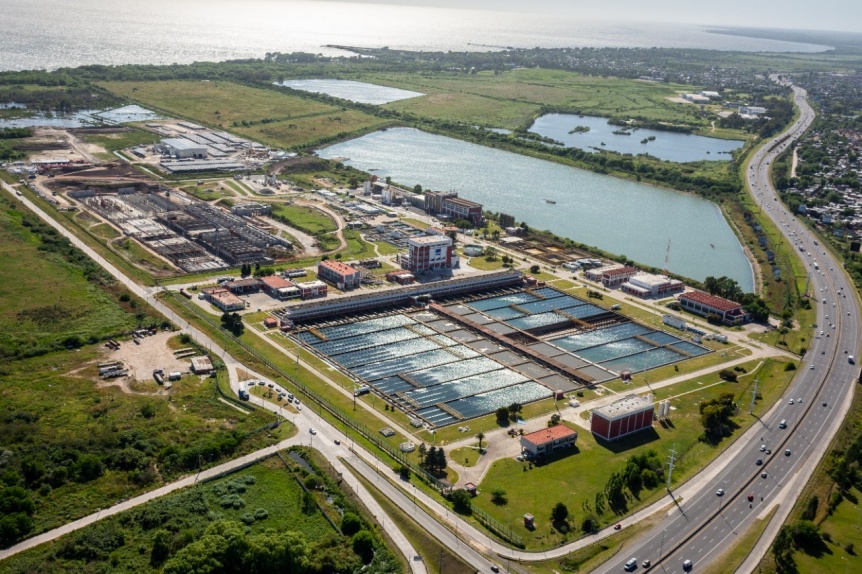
[309, 428, 317, 435]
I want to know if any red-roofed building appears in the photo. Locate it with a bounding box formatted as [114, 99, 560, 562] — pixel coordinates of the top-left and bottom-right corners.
[260, 275, 300, 300]
[678, 290, 749, 325]
[318, 260, 361, 290]
[519, 425, 578, 457]
[601, 266, 638, 287]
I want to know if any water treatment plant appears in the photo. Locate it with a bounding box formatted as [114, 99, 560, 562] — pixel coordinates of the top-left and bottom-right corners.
[287, 282, 710, 429]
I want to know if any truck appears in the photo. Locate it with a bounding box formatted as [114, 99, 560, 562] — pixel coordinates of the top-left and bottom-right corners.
[238, 382, 250, 400]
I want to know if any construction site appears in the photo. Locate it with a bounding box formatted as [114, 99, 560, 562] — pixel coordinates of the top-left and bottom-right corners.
[67, 184, 292, 272]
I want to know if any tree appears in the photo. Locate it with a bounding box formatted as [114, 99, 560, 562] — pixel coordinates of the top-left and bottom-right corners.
[551, 502, 569, 524]
[451, 489, 473, 514]
[495, 406, 510, 427]
[530, 264, 540, 274]
[476, 432, 485, 451]
[548, 413, 561, 427]
[341, 512, 362, 536]
[150, 529, 170, 566]
[352, 530, 375, 563]
[74, 454, 105, 482]
[491, 488, 507, 505]
[508, 402, 522, 422]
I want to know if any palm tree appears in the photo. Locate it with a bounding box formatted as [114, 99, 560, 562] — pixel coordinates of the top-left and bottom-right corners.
[476, 431, 485, 452]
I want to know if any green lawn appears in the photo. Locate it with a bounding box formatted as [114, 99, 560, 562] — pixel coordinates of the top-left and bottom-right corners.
[471, 358, 795, 549]
[269, 202, 337, 235]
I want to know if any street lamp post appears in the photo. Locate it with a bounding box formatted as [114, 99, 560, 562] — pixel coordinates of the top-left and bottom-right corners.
[659, 528, 666, 563]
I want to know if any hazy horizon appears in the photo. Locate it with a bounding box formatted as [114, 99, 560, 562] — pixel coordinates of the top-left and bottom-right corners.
[326, 0, 862, 35]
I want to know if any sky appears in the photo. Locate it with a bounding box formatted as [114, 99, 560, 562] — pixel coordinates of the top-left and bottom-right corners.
[331, 0, 862, 34]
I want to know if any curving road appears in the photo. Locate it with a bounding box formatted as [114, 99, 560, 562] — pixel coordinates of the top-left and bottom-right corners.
[593, 81, 862, 574]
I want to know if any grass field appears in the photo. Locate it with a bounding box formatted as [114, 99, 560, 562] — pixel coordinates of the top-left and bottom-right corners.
[0, 454, 337, 573]
[361, 68, 715, 130]
[0, 342, 289, 544]
[80, 128, 160, 160]
[269, 202, 337, 235]
[100, 80, 387, 149]
[0, 193, 137, 358]
[470, 358, 795, 549]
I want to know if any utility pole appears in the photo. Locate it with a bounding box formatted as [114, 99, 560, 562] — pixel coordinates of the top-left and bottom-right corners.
[666, 445, 677, 492]
[438, 547, 444, 574]
[749, 378, 760, 415]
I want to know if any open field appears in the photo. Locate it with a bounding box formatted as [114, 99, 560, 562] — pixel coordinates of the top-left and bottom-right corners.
[0, 193, 138, 359]
[233, 109, 390, 149]
[362, 68, 718, 130]
[80, 128, 160, 160]
[0, 343, 290, 546]
[0, 453, 347, 573]
[269, 202, 337, 235]
[100, 80, 387, 149]
[100, 80, 335, 126]
[470, 358, 795, 549]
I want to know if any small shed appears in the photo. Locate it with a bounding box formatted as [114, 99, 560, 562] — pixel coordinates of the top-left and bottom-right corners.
[524, 513, 535, 529]
[264, 317, 278, 329]
[465, 482, 477, 497]
[190, 356, 213, 374]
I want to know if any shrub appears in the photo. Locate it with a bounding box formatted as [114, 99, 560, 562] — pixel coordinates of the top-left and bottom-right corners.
[451, 489, 473, 515]
[341, 512, 362, 536]
[240, 513, 255, 525]
[253, 508, 268, 521]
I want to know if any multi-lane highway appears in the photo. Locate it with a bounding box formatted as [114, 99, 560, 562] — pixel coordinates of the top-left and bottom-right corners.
[595, 82, 861, 573]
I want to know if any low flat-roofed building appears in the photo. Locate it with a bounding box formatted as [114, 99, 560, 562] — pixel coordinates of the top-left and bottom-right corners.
[224, 278, 262, 294]
[678, 290, 749, 325]
[318, 260, 361, 290]
[591, 395, 654, 441]
[683, 93, 710, 104]
[601, 266, 638, 287]
[740, 106, 767, 115]
[621, 273, 685, 298]
[161, 138, 207, 159]
[297, 280, 328, 299]
[190, 356, 214, 374]
[585, 264, 621, 282]
[700, 90, 721, 99]
[520, 425, 578, 457]
[260, 275, 300, 299]
[202, 287, 244, 312]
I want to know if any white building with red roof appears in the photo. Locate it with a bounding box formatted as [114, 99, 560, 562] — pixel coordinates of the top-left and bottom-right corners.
[678, 290, 749, 325]
[519, 425, 578, 457]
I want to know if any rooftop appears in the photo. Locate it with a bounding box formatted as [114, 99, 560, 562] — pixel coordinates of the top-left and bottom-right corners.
[521, 424, 578, 445]
[408, 235, 452, 247]
[320, 260, 359, 275]
[679, 290, 741, 312]
[603, 266, 638, 277]
[592, 394, 654, 420]
[162, 138, 206, 151]
[260, 275, 293, 290]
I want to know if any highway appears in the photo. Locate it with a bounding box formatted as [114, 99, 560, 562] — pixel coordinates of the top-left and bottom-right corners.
[594, 82, 862, 573]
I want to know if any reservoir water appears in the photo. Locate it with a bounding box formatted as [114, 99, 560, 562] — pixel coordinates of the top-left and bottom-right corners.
[319, 128, 754, 290]
[529, 114, 744, 163]
[275, 79, 424, 105]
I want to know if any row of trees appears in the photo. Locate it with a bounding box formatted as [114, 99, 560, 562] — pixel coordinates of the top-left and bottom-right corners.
[495, 403, 523, 426]
[221, 312, 245, 336]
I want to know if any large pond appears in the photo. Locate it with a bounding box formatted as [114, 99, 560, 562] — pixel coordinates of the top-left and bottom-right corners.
[319, 128, 753, 290]
[0, 105, 161, 128]
[275, 79, 424, 105]
[529, 114, 744, 163]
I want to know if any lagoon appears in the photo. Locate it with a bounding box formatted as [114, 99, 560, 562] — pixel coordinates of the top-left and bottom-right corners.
[276, 79, 424, 105]
[319, 128, 754, 291]
[529, 114, 744, 163]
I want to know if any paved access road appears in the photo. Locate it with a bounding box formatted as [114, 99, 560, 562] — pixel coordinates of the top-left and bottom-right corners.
[594, 82, 861, 574]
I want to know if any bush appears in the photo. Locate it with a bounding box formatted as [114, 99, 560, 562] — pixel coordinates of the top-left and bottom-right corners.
[240, 513, 255, 525]
[352, 530, 375, 563]
[341, 512, 362, 536]
[253, 508, 268, 521]
[785, 362, 797, 371]
[718, 369, 737, 382]
[451, 489, 473, 515]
